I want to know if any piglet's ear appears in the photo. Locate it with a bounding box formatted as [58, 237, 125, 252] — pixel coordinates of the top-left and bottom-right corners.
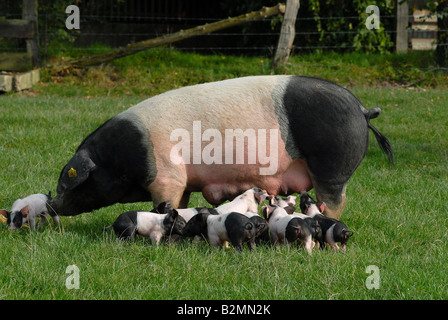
[317, 201, 326, 213]
[262, 205, 272, 220]
[156, 201, 168, 214]
[287, 195, 297, 206]
[166, 209, 179, 223]
[345, 230, 354, 238]
[267, 195, 275, 206]
[21, 206, 30, 216]
[254, 190, 268, 203]
[0, 209, 9, 217]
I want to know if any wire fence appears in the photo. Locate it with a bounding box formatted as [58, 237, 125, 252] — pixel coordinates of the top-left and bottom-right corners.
[0, 11, 444, 60]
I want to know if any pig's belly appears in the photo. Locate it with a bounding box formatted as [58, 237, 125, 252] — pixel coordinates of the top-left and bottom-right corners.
[185, 158, 313, 205]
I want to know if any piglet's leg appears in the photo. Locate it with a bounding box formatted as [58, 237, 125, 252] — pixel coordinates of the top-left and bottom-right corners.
[150, 233, 163, 246]
[38, 214, 48, 229]
[248, 239, 256, 252]
[51, 215, 60, 226]
[29, 218, 36, 232]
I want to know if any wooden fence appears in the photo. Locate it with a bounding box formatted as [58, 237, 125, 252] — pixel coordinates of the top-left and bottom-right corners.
[0, 0, 39, 71]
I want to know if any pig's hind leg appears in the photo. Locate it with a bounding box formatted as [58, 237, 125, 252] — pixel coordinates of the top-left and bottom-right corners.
[37, 214, 48, 229]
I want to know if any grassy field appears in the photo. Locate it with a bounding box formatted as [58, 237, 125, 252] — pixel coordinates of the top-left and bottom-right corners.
[1, 49, 447, 300]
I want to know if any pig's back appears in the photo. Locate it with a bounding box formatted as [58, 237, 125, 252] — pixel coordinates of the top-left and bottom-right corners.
[124, 75, 291, 132]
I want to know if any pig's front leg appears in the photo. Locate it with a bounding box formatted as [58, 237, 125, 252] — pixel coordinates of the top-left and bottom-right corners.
[270, 233, 280, 246]
[179, 191, 191, 209]
[304, 236, 314, 255]
[330, 243, 340, 251]
[148, 176, 186, 209]
[150, 232, 163, 246]
[232, 241, 243, 252]
[247, 238, 256, 252]
[29, 218, 37, 232]
[147, 156, 188, 209]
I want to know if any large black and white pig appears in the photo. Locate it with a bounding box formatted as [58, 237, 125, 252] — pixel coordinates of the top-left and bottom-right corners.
[48, 75, 394, 220]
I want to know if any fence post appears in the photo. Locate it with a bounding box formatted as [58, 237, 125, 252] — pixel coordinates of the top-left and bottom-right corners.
[396, 0, 409, 53]
[272, 0, 300, 68]
[435, 0, 448, 66]
[22, 0, 40, 66]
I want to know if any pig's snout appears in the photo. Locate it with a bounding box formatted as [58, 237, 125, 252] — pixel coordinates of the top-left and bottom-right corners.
[46, 196, 60, 216]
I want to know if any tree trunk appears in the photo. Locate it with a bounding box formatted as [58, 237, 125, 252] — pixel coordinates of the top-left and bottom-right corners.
[435, 1, 448, 67]
[272, 0, 300, 68]
[396, 0, 409, 53]
[22, 0, 40, 67]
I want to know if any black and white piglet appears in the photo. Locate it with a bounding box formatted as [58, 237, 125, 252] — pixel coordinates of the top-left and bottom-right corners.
[1, 192, 59, 231]
[105, 201, 186, 244]
[300, 192, 353, 251]
[182, 209, 256, 252]
[243, 211, 270, 244]
[268, 195, 297, 208]
[262, 204, 315, 254]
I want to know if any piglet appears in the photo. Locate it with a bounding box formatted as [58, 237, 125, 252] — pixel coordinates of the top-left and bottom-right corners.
[268, 195, 297, 208]
[1, 192, 59, 231]
[182, 209, 256, 252]
[300, 192, 353, 251]
[215, 187, 268, 215]
[299, 191, 326, 217]
[243, 211, 270, 244]
[262, 204, 315, 254]
[105, 201, 186, 244]
[172, 207, 209, 223]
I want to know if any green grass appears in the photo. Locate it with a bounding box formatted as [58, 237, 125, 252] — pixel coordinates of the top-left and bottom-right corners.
[1, 49, 448, 299]
[34, 47, 447, 98]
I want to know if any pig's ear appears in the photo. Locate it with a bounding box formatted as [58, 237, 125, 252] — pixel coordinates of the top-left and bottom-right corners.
[254, 190, 267, 204]
[167, 209, 179, 222]
[0, 209, 9, 217]
[198, 210, 208, 226]
[287, 195, 297, 206]
[284, 205, 295, 215]
[21, 206, 30, 216]
[156, 201, 168, 214]
[262, 205, 271, 220]
[267, 195, 275, 206]
[317, 201, 326, 213]
[58, 149, 97, 192]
